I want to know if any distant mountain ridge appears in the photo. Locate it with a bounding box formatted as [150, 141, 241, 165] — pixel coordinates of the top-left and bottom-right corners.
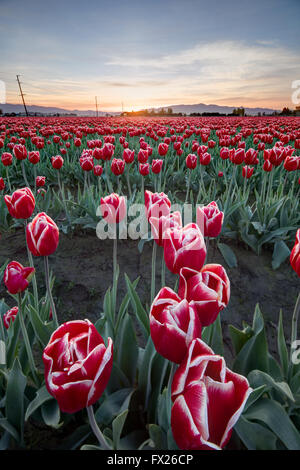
[0, 103, 119, 116]
[154, 103, 278, 116]
[1, 102, 278, 116]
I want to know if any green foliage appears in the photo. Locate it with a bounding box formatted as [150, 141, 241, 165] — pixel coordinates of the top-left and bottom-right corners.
[230, 304, 300, 450]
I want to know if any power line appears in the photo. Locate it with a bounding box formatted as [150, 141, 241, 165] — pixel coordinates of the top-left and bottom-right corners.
[16, 75, 29, 116]
[95, 96, 98, 117]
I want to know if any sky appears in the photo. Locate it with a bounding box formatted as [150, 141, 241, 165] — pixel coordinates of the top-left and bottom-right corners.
[0, 0, 299, 112]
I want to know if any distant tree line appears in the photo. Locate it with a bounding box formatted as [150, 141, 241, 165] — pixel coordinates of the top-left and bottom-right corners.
[121, 108, 185, 117]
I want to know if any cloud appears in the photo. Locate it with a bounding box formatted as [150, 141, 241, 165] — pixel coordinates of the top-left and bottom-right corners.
[107, 40, 300, 80]
[96, 80, 169, 88]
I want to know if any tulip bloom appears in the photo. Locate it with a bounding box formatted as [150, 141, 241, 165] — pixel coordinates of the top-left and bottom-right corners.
[290, 229, 300, 277]
[158, 142, 169, 156]
[151, 159, 163, 174]
[80, 155, 94, 172]
[150, 287, 202, 364]
[199, 152, 211, 166]
[178, 264, 230, 326]
[36, 176, 46, 187]
[43, 319, 113, 414]
[284, 156, 299, 172]
[102, 143, 114, 161]
[245, 149, 258, 165]
[220, 147, 229, 161]
[0, 177, 4, 191]
[28, 151, 40, 165]
[230, 148, 244, 165]
[186, 154, 197, 170]
[140, 140, 148, 150]
[3, 306, 18, 329]
[171, 339, 252, 450]
[4, 187, 35, 219]
[111, 158, 125, 176]
[26, 212, 59, 257]
[144, 190, 171, 220]
[4, 261, 35, 295]
[242, 166, 254, 179]
[100, 193, 126, 224]
[51, 155, 64, 170]
[263, 159, 272, 172]
[139, 163, 150, 176]
[123, 148, 135, 164]
[138, 149, 148, 164]
[13, 144, 27, 161]
[93, 147, 103, 160]
[74, 138, 82, 147]
[149, 211, 182, 247]
[37, 188, 46, 197]
[197, 201, 224, 238]
[164, 223, 206, 275]
[93, 165, 103, 176]
[1, 152, 13, 166]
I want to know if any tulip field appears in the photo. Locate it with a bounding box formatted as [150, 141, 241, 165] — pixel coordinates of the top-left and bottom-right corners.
[0, 115, 300, 451]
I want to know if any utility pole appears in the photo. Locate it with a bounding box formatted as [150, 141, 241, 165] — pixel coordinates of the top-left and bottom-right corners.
[95, 96, 99, 117]
[16, 75, 29, 116]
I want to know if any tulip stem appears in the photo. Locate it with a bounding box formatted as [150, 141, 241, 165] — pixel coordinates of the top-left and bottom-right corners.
[84, 172, 87, 194]
[21, 161, 30, 187]
[113, 235, 118, 279]
[86, 405, 111, 450]
[264, 169, 274, 226]
[6, 167, 12, 192]
[151, 241, 157, 303]
[185, 170, 191, 204]
[112, 225, 118, 317]
[98, 177, 102, 197]
[200, 165, 204, 198]
[117, 176, 121, 195]
[17, 293, 38, 385]
[34, 166, 37, 193]
[205, 236, 210, 264]
[141, 176, 144, 203]
[261, 171, 267, 206]
[291, 291, 300, 357]
[58, 172, 70, 226]
[224, 165, 237, 219]
[0, 307, 5, 342]
[167, 363, 176, 422]
[105, 162, 113, 193]
[243, 173, 247, 197]
[44, 256, 59, 328]
[24, 221, 39, 314]
[126, 166, 132, 199]
[161, 248, 165, 288]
